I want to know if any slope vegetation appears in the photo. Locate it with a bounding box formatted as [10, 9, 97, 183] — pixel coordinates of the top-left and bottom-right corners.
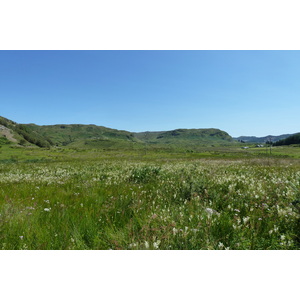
[134, 128, 233, 146]
[25, 124, 140, 148]
[0, 116, 52, 147]
[0, 116, 234, 149]
[274, 133, 300, 146]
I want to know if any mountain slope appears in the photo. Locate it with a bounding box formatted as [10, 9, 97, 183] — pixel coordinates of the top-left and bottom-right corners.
[25, 124, 141, 147]
[0, 116, 51, 147]
[134, 128, 234, 145]
[1, 115, 235, 148]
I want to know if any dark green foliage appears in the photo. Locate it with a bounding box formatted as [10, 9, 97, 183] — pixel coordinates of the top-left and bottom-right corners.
[25, 124, 140, 147]
[0, 116, 16, 127]
[129, 166, 161, 183]
[274, 133, 300, 146]
[14, 124, 51, 148]
[0, 136, 11, 145]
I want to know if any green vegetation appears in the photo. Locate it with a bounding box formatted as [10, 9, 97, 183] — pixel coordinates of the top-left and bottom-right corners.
[0, 143, 300, 250]
[25, 124, 140, 147]
[0, 137, 10, 146]
[274, 133, 300, 146]
[134, 128, 233, 146]
[0, 116, 51, 148]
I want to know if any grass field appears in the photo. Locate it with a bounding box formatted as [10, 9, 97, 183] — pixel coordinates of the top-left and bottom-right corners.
[1, 144, 300, 250]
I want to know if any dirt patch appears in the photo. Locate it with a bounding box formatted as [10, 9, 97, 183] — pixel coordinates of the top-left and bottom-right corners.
[0, 125, 18, 143]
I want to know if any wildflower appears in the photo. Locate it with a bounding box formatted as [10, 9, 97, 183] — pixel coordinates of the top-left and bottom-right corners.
[44, 200, 50, 204]
[153, 240, 161, 249]
[205, 208, 220, 217]
[44, 208, 51, 212]
[243, 216, 250, 224]
[218, 242, 224, 249]
[19, 236, 24, 240]
[172, 227, 178, 235]
[145, 241, 149, 249]
[129, 243, 137, 248]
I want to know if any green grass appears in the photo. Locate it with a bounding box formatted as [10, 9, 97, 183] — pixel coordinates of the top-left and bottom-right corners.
[1, 145, 300, 250]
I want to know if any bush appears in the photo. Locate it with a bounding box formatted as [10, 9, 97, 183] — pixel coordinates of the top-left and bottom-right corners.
[129, 166, 161, 183]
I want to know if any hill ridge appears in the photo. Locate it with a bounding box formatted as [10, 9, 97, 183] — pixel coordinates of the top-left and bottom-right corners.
[0, 115, 240, 148]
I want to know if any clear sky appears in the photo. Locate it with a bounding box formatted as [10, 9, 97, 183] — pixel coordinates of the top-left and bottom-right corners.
[1, 50, 299, 137]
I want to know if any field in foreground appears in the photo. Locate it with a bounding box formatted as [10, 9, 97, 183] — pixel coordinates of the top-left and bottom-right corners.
[1, 146, 300, 250]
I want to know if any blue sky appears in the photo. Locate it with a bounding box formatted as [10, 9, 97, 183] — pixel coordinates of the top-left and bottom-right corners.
[1, 50, 299, 137]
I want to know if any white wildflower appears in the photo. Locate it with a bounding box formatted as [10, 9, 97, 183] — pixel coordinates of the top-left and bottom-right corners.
[218, 242, 224, 249]
[44, 208, 51, 212]
[145, 241, 149, 249]
[205, 208, 220, 217]
[243, 216, 250, 224]
[153, 240, 161, 249]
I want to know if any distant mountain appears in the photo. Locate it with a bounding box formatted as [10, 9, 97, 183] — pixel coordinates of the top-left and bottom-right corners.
[234, 134, 296, 143]
[274, 133, 300, 146]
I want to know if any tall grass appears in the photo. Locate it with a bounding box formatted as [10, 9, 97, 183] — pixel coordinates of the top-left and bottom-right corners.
[1, 156, 300, 249]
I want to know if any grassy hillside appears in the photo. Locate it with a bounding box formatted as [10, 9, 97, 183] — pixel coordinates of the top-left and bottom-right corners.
[0, 116, 51, 147]
[134, 128, 234, 146]
[25, 124, 141, 148]
[1, 116, 235, 149]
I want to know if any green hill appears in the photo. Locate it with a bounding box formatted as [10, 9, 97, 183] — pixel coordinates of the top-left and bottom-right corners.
[0, 116, 234, 149]
[0, 116, 51, 147]
[24, 124, 141, 148]
[134, 128, 234, 146]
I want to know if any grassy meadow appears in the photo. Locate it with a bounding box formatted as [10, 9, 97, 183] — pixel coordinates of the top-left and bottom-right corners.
[1, 144, 300, 250]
